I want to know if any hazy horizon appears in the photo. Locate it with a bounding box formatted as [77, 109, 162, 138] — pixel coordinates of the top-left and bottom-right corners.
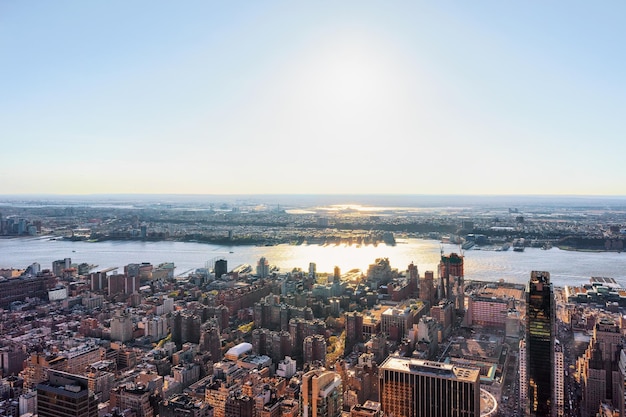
[2, 193, 626, 210]
[2, 2, 625, 195]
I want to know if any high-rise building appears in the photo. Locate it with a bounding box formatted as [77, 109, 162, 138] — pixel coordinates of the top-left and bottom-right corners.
[430, 299, 455, 339]
[252, 328, 271, 357]
[89, 271, 107, 292]
[581, 318, 623, 417]
[407, 263, 418, 297]
[554, 340, 565, 417]
[171, 311, 202, 348]
[519, 339, 528, 413]
[215, 259, 228, 280]
[111, 310, 134, 343]
[257, 257, 270, 278]
[379, 356, 480, 417]
[617, 350, 626, 417]
[19, 391, 37, 416]
[109, 274, 139, 297]
[52, 258, 71, 277]
[304, 335, 326, 365]
[302, 369, 343, 417]
[36, 370, 97, 417]
[419, 271, 435, 310]
[439, 253, 464, 311]
[276, 356, 297, 379]
[200, 322, 223, 362]
[0, 346, 27, 377]
[271, 331, 293, 363]
[345, 312, 364, 351]
[524, 271, 555, 417]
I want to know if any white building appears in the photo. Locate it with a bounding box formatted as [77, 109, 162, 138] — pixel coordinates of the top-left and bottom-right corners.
[142, 316, 168, 341]
[225, 342, 253, 361]
[417, 316, 439, 344]
[19, 391, 37, 415]
[519, 339, 527, 414]
[110, 311, 133, 343]
[48, 286, 68, 301]
[256, 257, 270, 278]
[554, 340, 565, 417]
[276, 356, 297, 379]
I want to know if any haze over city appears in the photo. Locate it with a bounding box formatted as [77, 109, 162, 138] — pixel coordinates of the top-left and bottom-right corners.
[2, 1, 625, 196]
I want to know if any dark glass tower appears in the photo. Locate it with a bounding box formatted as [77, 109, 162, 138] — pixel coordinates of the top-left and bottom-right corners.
[215, 258, 228, 279]
[526, 271, 555, 416]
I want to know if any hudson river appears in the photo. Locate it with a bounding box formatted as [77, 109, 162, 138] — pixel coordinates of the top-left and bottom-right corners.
[2, 237, 626, 288]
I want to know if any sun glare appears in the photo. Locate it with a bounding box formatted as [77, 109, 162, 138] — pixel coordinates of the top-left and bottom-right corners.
[293, 32, 404, 111]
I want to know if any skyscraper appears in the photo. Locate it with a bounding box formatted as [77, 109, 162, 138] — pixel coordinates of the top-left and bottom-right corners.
[439, 253, 464, 311]
[525, 271, 555, 416]
[345, 312, 364, 351]
[215, 259, 228, 280]
[580, 318, 622, 417]
[519, 339, 528, 412]
[379, 356, 480, 417]
[303, 335, 327, 365]
[554, 340, 565, 417]
[257, 257, 270, 278]
[419, 270, 435, 310]
[110, 310, 134, 343]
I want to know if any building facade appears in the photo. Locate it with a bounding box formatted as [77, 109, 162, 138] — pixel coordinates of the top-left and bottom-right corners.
[379, 356, 480, 417]
[36, 370, 97, 417]
[525, 271, 555, 417]
[302, 369, 343, 417]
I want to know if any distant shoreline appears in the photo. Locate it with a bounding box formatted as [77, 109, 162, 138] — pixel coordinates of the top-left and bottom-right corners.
[61, 235, 624, 253]
[556, 245, 623, 254]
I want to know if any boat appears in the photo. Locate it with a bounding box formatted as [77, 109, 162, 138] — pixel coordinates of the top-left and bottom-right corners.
[513, 246, 525, 252]
[498, 243, 511, 252]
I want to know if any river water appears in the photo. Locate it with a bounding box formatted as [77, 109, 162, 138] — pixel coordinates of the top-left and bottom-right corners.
[1, 237, 626, 288]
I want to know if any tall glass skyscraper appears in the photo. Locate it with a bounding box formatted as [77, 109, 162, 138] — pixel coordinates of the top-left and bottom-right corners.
[525, 271, 555, 416]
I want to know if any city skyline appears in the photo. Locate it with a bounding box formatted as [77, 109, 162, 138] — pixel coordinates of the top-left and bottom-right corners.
[1, 2, 625, 196]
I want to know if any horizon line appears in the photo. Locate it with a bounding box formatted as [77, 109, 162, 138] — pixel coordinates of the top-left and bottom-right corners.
[1, 193, 626, 199]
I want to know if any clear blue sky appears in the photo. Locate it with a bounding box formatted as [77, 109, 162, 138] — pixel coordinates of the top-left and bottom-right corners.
[1, 1, 624, 195]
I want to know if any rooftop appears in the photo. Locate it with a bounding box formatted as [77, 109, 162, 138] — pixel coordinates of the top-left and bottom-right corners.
[379, 356, 480, 382]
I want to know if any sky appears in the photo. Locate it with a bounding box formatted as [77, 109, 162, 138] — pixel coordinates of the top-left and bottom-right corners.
[1, 1, 625, 196]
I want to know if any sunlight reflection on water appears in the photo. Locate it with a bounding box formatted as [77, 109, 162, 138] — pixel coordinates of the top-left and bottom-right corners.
[1, 237, 626, 287]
